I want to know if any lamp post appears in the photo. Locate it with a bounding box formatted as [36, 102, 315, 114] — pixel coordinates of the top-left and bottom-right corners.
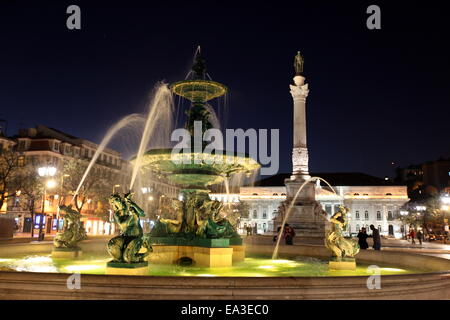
[113, 184, 121, 194]
[37, 166, 57, 241]
[441, 194, 450, 243]
[400, 210, 409, 240]
[55, 174, 70, 232]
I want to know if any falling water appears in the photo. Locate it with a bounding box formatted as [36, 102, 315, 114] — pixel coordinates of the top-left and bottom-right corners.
[204, 103, 221, 130]
[129, 83, 175, 190]
[271, 177, 337, 260]
[72, 114, 145, 202]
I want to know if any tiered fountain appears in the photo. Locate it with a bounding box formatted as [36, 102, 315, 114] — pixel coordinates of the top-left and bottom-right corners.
[104, 52, 260, 274]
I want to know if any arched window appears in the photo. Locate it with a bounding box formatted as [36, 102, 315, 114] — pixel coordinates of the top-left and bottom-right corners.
[376, 211, 382, 221]
[388, 211, 393, 220]
[355, 211, 360, 220]
[378, 225, 382, 232]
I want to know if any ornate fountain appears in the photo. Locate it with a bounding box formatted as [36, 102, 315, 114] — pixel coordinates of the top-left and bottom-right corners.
[109, 52, 260, 271]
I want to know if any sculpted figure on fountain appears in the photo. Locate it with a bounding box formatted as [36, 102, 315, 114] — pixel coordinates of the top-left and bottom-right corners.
[107, 193, 152, 263]
[53, 205, 87, 249]
[325, 206, 360, 260]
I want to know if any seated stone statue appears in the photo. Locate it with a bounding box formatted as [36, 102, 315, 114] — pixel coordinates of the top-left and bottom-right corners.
[54, 205, 87, 249]
[107, 193, 152, 263]
[150, 193, 240, 239]
[151, 199, 185, 236]
[325, 206, 360, 260]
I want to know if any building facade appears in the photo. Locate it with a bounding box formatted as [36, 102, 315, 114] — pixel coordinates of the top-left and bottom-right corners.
[211, 173, 409, 238]
[5, 125, 130, 236]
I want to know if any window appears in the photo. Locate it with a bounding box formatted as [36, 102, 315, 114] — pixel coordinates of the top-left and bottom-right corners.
[364, 211, 369, 220]
[356, 224, 360, 231]
[386, 193, 392, 196]
[388, 211, 393, 220]
[325, 205, 332, 215]
[253, 210, 257, 219]
[262, 211, 267, 219]
[355, 211, 360, 220]
[54, 142, 60, 152]
[333, 204, 340, 214]
[378, 225, 382, 232]
[17, 156, 25, 167]
[376, 211, 382, 221]
[18, 141, 26, 150]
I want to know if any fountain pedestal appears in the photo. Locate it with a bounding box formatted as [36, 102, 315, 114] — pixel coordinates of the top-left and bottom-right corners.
[51, 247, 82, 259]
[106, 261, 149, 276]
[148, 238, 244, 267]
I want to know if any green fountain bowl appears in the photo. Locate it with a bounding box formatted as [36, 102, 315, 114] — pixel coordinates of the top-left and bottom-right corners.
[136, 148, 260, 189]
[171, 80, 227, 103]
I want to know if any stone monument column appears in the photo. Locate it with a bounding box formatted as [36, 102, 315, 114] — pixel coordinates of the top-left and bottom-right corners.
[277, 52, 329, 244]
[290, 74, 310, 180]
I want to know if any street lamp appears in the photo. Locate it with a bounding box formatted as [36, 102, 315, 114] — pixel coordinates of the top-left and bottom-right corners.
[113, 184, 121, 194]
[55, 174, 70, 231]
[440, 195, 450, 243]
[37, 166, 57, 241]
[400, 210, 409, 240]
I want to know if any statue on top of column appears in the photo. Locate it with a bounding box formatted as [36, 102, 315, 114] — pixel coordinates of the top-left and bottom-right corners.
[294, 51, 304, 76]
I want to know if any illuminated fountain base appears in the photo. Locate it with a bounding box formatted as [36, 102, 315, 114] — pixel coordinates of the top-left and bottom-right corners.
[106, 261, 149, 276]
[51, 247, 82, 259]
[149, 238, 245, 268]
[329, 258, 356, 271]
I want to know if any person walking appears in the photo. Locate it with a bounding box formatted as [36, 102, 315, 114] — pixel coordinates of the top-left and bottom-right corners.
[357, 227, 369, 250]
[409, 229, 416, 244]
[417, 229, 423, 245]
[284, 224, 295, 245]
[370, 225, 381, 250]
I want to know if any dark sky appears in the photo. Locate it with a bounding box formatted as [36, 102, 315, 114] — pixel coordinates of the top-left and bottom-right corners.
[1, 1, 449, 178]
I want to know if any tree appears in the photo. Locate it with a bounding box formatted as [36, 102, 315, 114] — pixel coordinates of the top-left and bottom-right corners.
[62, 158, 114, 217]
[11, 165, 44, 237]
[400, 196, 443, 234]
[0, 149, 19, 210]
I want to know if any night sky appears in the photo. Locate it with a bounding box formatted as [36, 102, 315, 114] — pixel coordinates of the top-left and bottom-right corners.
[1, 1, 449, 178]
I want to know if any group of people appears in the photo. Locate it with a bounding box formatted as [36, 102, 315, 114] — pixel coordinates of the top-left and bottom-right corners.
[407, 229, 424, 245]
[357, 225, 382, 250]
[273, 224, 296, 245]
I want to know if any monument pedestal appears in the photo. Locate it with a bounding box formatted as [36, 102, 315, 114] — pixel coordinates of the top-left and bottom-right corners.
[51, 247, 82, 259]
[275, 177, 330, 244]
[329, 258, 356, 271]
[106, 261, 149, 276]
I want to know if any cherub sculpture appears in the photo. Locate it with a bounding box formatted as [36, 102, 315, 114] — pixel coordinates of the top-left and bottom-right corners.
[53, 205, 87, 249]
[325, 206, 360, 260]
[107, 193, 152, 263]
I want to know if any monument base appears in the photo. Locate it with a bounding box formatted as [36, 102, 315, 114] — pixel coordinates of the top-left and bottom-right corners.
[106, 261, 149, 276]
[51, 247, 82, 259]
[329, 258, 356, 271]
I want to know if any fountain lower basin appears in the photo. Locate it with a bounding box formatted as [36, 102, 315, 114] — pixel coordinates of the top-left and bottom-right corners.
[1, 239, 450, 299]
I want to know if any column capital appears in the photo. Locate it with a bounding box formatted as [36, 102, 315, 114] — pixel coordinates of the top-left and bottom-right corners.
[289, 83, 309, 100]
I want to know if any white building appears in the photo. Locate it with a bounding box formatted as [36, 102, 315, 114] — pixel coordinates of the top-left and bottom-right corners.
[210, 173, 409, 238]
